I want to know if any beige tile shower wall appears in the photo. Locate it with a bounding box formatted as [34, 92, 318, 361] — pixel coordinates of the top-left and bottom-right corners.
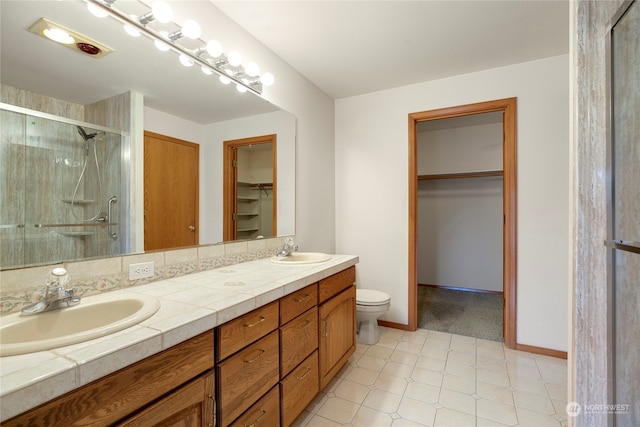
[573, 1, 625, 426]
[0, 236, 288, 314]
[0, 84, 84, 121]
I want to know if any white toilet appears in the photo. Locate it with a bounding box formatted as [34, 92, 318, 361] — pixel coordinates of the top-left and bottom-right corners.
[356, 289, 391, 345]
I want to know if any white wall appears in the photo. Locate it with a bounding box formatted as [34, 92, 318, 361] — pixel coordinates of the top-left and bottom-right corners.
[335, 54, 570, 351]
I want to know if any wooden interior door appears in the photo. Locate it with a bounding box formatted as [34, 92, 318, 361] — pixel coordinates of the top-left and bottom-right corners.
[144, 131, 199, 251]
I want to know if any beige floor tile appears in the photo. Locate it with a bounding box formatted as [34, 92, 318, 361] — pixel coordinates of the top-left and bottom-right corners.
[365, 345, 395, 360]
[477, 367, 510, 387]
[427, 330, 452, 342]
[305, 414, 343, 427]
[434, 408, 477, 427]
[450, 334, 477, 345]
[513, 390, 555, 415]
[438, 388, 476, 416]
[307, 391, 329, 414]
[316, 397, 360, 424]
[382, 361, 415, 379]
[401, 332, 427, 345]
[396, 341, 424, 354]
[476, 338, 504, 349]
[334, 379, 371, 404]
[351, 405, 393, 427]
[416, 355, 447, 372]
[551, 399, 569, 420]
[509, 374, 549, 396]
[507, 363, 541, 380]
[363, 389, 403, 414]
[476, 381, 515, 406]
[345, 367, 380, 386]
[420, 345, 450, 360]
[476, 417, 512, 427]
[477, 346, 506, 360]
[292, 410, 314, 426]
[539, 366, 568, 385]
[390, 418, 429, 427]
[411, 366, 444, 387]
[515, 407, 564, 427]
[447, 350, 476, 366]
[356, 354, 387, 372]
[442, 372, 476, 394]
[445, 360, 476, 378]
[477, 399, 518, 426]
[374, 372, 409, 395]
[397, 396, 437, 426]
[377, 335, 401, 350]
[404, 381, 441, 404]
[477, 355, 509, 373]
[545, 382, 568, 401]
[449, 341, 477, 354]
[390, 350, 419, 366]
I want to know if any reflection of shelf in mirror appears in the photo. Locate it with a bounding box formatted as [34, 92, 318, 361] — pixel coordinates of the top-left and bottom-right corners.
[59, 231, 95, 237]
[61, 199, 95, 204]
[238, 197, 259, 202]
[236, 213, 259, 217]
[238, 228, 259, 232]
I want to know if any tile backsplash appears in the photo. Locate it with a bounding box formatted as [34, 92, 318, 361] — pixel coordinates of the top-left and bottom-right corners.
[0, 237, 288, 314]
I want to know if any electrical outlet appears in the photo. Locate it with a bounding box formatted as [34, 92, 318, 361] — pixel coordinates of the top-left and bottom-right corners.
[129, 261, 154, 280]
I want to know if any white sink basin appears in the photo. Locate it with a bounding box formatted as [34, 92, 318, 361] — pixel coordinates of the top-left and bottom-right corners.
[270, 252, 332, 265]
[0, 292, 160, 356]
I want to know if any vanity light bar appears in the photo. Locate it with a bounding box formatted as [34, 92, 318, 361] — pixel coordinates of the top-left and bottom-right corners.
[84, 0, 266, 95]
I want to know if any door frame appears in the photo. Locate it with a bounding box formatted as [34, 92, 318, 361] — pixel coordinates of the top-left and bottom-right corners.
[223, 134, 277, 241]
[408, 97, 517, 348]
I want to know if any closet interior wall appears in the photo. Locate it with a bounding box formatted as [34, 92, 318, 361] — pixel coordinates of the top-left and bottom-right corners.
[417, 112, 504, 292]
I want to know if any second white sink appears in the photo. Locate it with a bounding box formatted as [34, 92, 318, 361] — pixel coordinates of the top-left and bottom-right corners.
[0, 292, 160, 356]
[270, 252, 332, 265]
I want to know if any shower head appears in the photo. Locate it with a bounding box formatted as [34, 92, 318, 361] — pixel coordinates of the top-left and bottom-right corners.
[77, 125, 99, 141]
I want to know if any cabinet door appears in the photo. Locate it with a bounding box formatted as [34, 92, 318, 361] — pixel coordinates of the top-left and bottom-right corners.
[318, 285, 356, 389]
[117, 371, 214, 427]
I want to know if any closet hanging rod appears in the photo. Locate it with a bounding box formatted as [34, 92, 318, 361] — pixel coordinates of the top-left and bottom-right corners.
[418, 170, 503, 181]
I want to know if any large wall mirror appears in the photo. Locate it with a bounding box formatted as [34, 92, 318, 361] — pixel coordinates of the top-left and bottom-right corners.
[0, 0, 296, 270]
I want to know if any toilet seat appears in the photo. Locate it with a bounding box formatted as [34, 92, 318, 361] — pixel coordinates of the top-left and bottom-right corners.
[356, 289, 391, 306]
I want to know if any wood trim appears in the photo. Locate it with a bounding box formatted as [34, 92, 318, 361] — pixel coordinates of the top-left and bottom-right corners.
[418, 170, 503, 180]
[377, 320, 413, 331]
[516, 343, 568, 360]
[408, 97, 518, 349]
[223, 134, 277, 241]
[418, 283, 503, 295]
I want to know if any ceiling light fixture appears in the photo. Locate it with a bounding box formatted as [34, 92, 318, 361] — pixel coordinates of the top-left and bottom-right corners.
[29, 17, 114, 58]
[84, 0, 274, 94]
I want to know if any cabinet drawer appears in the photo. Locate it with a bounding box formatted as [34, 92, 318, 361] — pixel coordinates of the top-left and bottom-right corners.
[280, 283, 317, 325]
[280, 350, 319, 427]
[216, 300, 279, 361]
[280, 306, 318, 377]
[318, 266, 356, 304]
[229, 385, 280, 427]
[217, 331, 279, 426]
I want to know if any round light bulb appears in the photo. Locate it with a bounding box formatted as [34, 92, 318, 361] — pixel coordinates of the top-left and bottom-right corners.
[236, 84, 248, 93]
[245, 62, 259, 77]
[124, 16, 141, 37]
[206, 40, 223, 58]
[201, 65, 214, 75]
[151, 1, 173, 23]
[260, 72, 275, 86]
[87, 3, 108, 18]
[154, 31, 170, 52]
[219, 75, 231, 85]
[181, 19, 201, 39]
[179, 55, 194, 67]
[228, 50, 242, 67]
[43, 28, 75, 44]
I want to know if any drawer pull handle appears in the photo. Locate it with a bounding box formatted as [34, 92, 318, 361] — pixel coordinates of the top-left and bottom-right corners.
[322, 318, 328, 337]
[208, 394, 216, 427]
[245, 349, 265, 363]
[295, 293, 311, 302]
[296, 319, 311, 329]
[245, 409, 266, 427]
[244, 316, 266, 328]
[297, 367, 312, 380]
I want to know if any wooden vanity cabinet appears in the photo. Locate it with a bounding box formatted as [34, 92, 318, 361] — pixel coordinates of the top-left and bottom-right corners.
[318, 266, 356, 389]
[4, 330, 215, 427]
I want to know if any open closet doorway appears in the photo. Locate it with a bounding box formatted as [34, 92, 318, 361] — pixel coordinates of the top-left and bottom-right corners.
[408, 98, 517, 348]
[223, 134, 277, 241]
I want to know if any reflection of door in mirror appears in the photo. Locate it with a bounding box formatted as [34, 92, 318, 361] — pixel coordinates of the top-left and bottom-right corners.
[223, 135, 277, 241]
[144, 131, 199, 251]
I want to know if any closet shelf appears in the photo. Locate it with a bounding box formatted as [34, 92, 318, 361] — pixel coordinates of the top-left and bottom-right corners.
[237, 227, 259, 232]
[418, 170, 503, 181]
[61, 199, 95, 204]
[238, 197, 259, 202]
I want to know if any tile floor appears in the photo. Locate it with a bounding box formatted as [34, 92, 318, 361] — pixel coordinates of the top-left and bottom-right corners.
[294, 327, 568, 427]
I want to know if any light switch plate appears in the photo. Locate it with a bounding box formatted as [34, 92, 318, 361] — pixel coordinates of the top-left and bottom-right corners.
[129, 261, 154, 280]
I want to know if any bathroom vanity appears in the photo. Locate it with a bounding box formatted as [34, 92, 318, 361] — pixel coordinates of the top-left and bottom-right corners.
[0, 256, 358, 426]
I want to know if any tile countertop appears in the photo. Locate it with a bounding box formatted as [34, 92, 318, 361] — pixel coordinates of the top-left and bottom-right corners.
[0, 254, 359, 422]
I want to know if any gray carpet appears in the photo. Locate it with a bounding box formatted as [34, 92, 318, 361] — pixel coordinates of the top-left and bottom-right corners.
[418, 286, 504, 342]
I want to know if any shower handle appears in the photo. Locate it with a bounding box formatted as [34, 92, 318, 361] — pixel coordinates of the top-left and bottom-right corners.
[107, 196, 117, 240]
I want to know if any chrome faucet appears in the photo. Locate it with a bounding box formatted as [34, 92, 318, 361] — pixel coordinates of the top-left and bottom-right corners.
[21, 268, 81, 315]
[277, 238, 299, 257]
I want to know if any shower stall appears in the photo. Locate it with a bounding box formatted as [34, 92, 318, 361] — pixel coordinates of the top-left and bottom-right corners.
[1, 104, 125, 269]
